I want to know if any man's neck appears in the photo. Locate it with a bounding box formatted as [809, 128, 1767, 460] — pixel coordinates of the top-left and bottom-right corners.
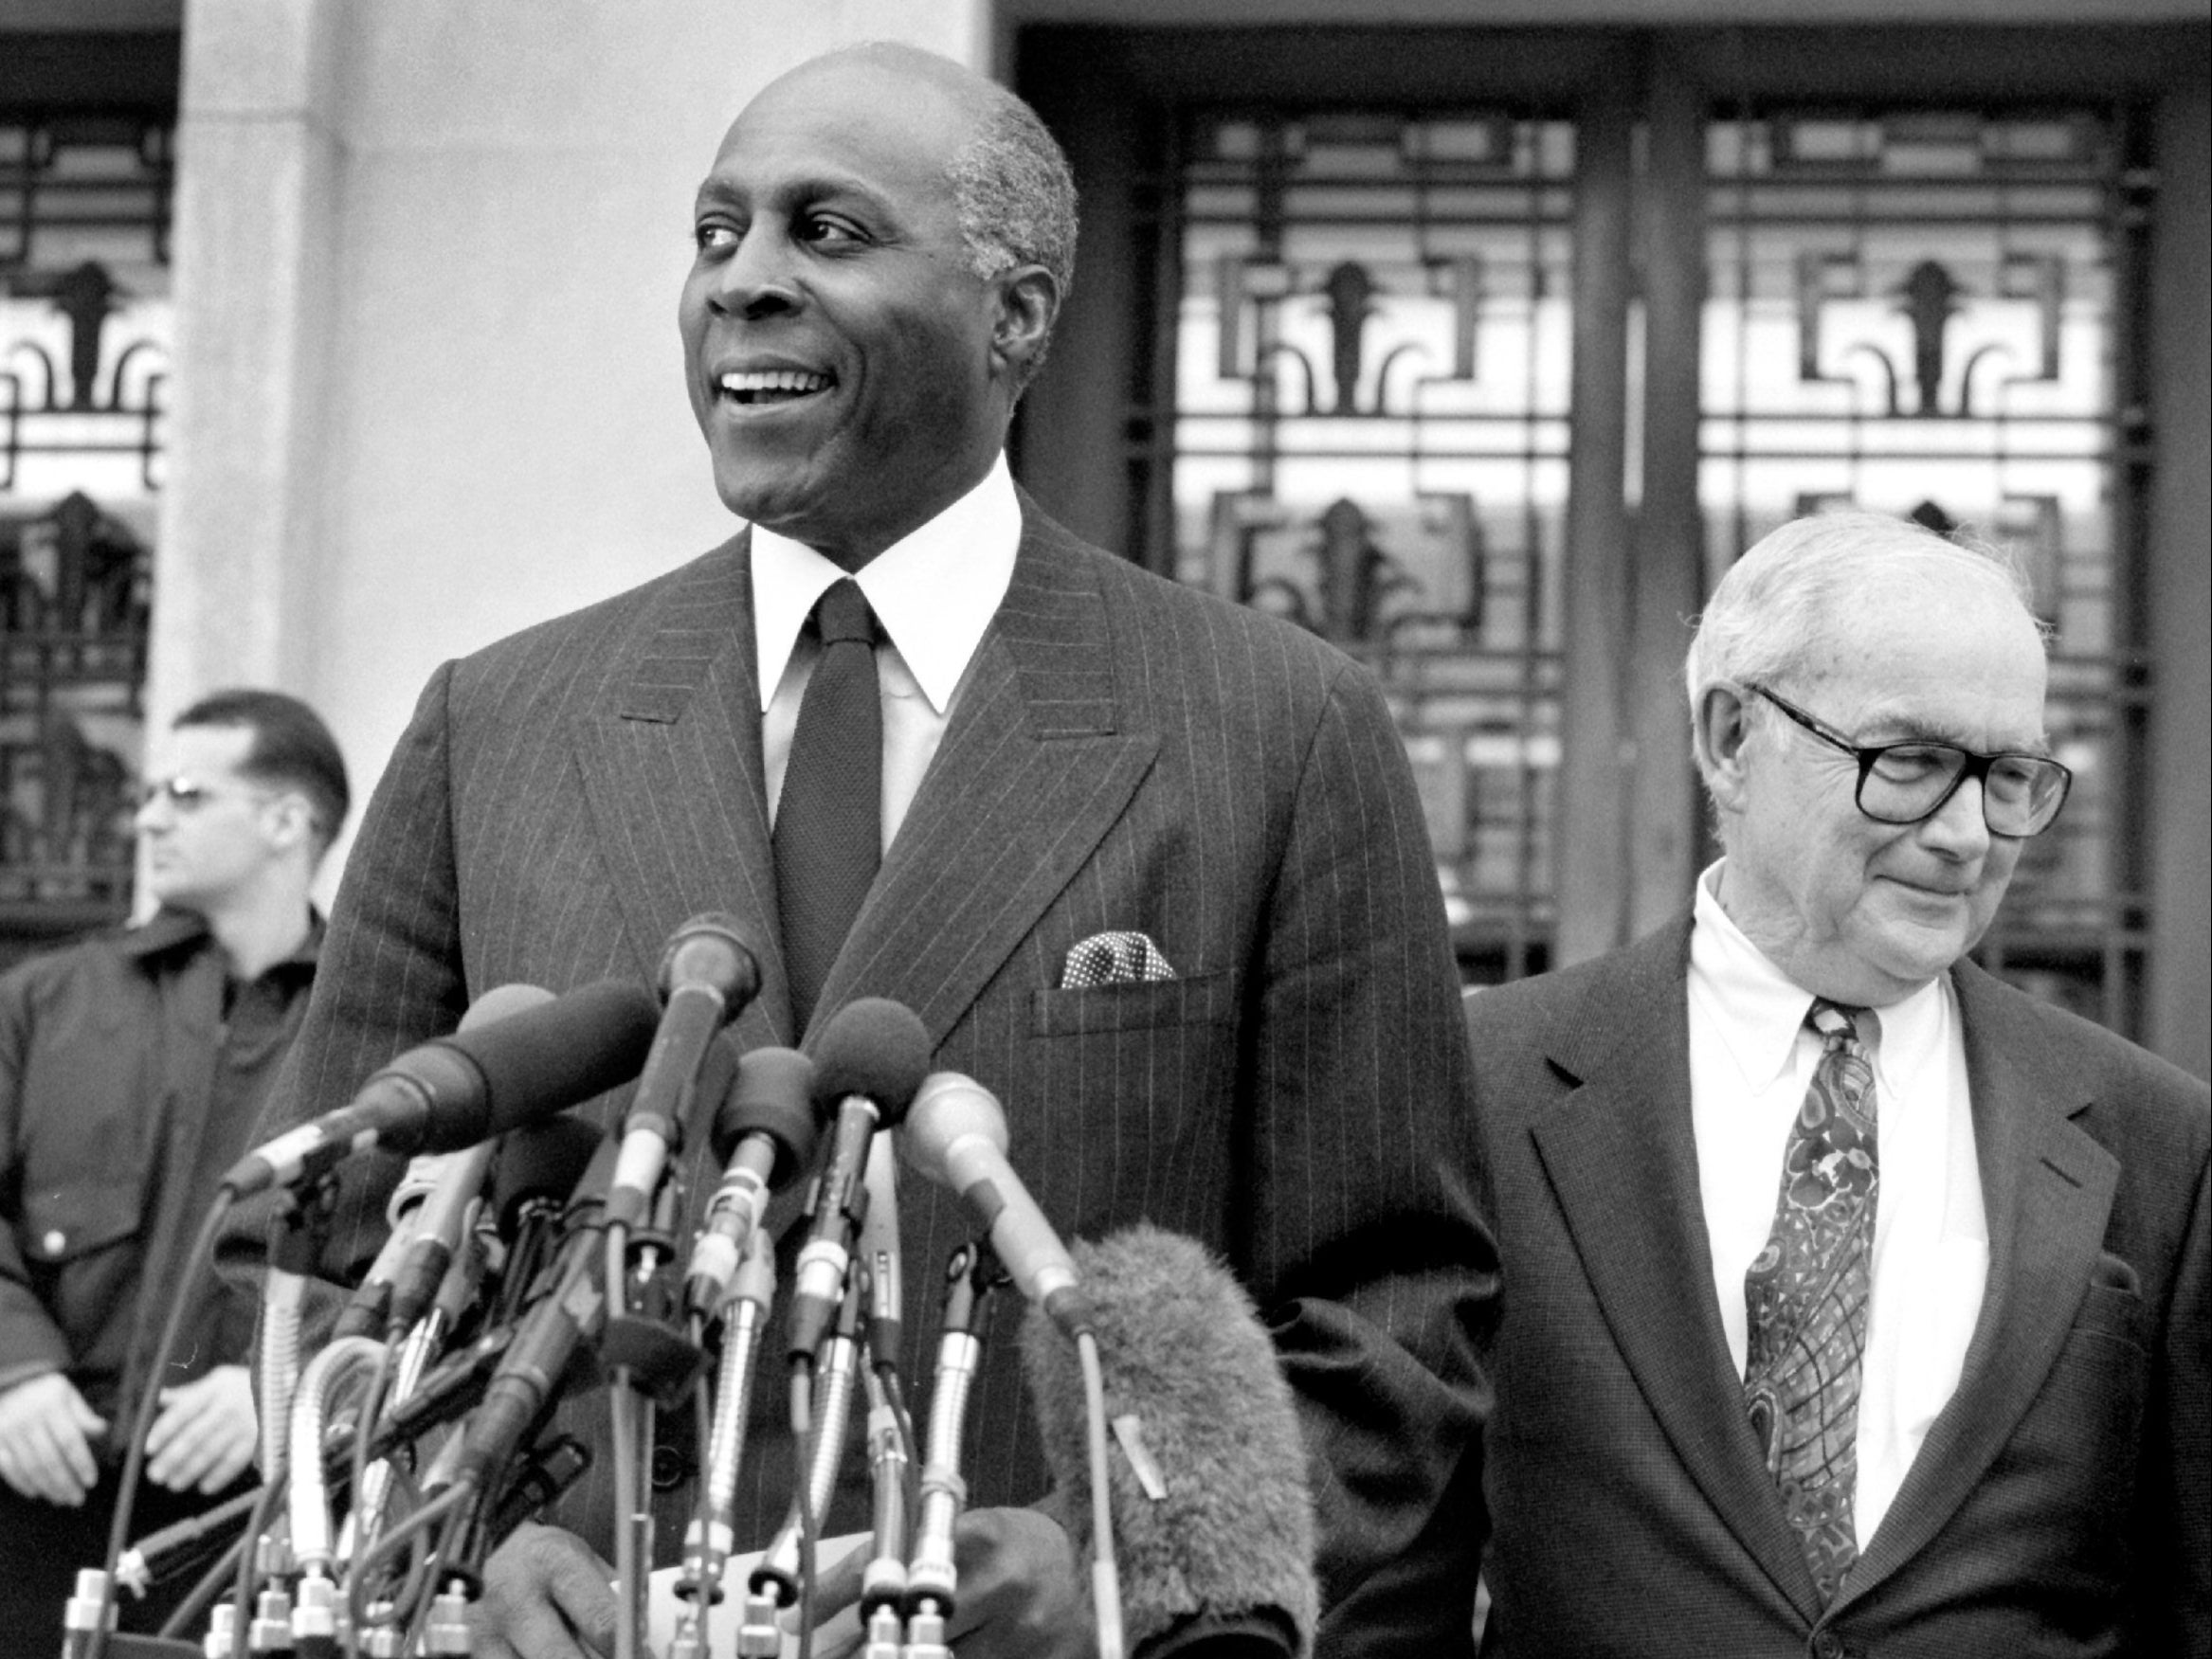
[197, 881, 315, 981]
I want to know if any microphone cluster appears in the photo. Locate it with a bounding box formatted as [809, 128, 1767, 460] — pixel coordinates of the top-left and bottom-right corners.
[67, 911, 1317, 1659]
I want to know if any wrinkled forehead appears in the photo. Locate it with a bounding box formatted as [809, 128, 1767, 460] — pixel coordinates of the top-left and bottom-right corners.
[1804, 563, 2043, 668]
[1801, 574, 2051, 739]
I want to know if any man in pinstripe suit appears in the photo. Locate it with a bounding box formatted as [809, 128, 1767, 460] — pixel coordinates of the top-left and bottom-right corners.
[250, 44, 1490, 1658]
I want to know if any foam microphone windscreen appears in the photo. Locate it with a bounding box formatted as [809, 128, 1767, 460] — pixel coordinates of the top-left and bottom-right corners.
[454, 977, 662, 1132]
[809, 997, 932, 1127]
[1022, 1224, 1317, 1659]
[489, 1114, 608, 1238]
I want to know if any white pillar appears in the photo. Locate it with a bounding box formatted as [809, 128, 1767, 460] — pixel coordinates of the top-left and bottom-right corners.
[152, 0, 342, 725]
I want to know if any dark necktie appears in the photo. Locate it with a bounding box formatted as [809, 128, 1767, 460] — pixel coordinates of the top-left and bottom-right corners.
[1743, 999, 1880, 1604]
[773, 578, 880, 1034]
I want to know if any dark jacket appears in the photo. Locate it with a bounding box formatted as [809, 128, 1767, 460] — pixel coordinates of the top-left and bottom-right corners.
[0, 909, 317, 1450]
[237, 506, 1493, 1655]
[1466, 917, 2210, 1659]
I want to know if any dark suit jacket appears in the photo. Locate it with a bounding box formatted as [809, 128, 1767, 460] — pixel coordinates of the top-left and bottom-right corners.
[1463, 917, 2210, 1658]
[255, 502, 1494, 1654]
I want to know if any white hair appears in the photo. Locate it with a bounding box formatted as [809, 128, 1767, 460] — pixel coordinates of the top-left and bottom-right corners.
[1685, 510, 2041, 712]
[1682, 512, 2045, 829]
[818, 42, 1076, 387]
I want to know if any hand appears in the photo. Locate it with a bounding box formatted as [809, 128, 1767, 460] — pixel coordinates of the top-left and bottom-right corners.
[808, 1506, 1097, 1659]
[468, 1522, 620, 1659]
[146, 1363, 258, 1493]
[0, 1371, 106, 1506]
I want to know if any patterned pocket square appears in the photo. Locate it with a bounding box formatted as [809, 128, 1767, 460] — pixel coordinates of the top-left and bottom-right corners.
[1060, 930, 1176, 989]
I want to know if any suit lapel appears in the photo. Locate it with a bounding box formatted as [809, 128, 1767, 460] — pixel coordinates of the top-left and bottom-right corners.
[1838, 961, 2117, 1606]
[1531, 929, 1822, 1628]
[1529, 922, 1824, 1623]
[810, 508, 1158, 1047]
[570, 531, 793, 1048]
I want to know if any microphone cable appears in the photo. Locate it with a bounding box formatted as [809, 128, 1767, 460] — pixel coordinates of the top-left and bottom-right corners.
[345, 1477, 473, 1653]
[82, 1186, 234, 1659]
[152, 1470, 283, 1646]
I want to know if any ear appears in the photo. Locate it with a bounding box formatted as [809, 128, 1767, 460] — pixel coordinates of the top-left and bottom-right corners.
[1693, 682, 1757, 816]
[988, 262, 1060, 387]
[260, 790, 315, 857]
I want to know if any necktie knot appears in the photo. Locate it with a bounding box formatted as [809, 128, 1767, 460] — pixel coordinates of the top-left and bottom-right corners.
[1807, 999, 1870, 1051]
[815, 579, 878, 649]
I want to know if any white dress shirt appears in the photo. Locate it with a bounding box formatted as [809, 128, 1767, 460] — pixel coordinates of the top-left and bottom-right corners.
[1687, 860, 1988, 1551]
[750, 453, 1021, 851]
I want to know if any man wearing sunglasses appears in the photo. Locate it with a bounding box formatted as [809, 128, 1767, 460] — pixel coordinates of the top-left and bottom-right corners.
[0, 689, 348, 1645]
[1464, 512, 2206, 1657]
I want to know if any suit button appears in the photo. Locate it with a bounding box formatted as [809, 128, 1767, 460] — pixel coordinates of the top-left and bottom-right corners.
[650, 1444, 693, 1491]
[1810, 1632, 1846, 1659]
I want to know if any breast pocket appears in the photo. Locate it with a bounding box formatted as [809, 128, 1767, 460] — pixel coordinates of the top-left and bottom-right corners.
[18, 1181, 142, 1269]
[2068, 1254, 2150, 1356]
[15, 1181, 145, 1344]
[1030, 971, 1233, 1036]
[1010, 972, 1239, 1237]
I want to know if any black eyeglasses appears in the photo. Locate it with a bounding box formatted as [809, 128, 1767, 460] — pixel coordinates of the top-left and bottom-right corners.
[1747, 685, 2073, 839]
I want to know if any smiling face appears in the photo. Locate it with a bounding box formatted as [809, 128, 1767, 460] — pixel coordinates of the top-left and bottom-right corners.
[1707, 567, 2052, 1005]
[679, 54, 1030, 568]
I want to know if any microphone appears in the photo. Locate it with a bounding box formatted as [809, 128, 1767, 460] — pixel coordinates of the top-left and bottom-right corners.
[329, 986, 557, 1342]
[1021, 1225, 1316, 1659]
[901, 1072, 1088, 1336]
[787, 998, 931, 1360]
[855, 1135, 908, 1627]
[857, 1132, 903, 1366]
[483, 1113, 608, 1326]
[443, 1132, 622, 1502]
[603, 914, 763, 1231]
[222, 978, 661, 1198]
[681, 1046, 822, 1318]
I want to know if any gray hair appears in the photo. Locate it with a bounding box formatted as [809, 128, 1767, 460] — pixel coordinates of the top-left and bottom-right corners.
[948, 86, 1078, 300]
[825, 43, 1078, 384]
[1684, 510, 2040, 714]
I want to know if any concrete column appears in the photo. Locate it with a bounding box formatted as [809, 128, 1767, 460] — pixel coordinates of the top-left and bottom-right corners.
[1554, 73, 1635, 967]
[150, 0, 341, 729]
[2143, 76, 2210, 1078]
[1625, 44, 1708, 940]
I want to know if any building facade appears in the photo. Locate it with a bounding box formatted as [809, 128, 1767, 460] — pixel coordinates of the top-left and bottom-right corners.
[3, 0, 2204, 1075]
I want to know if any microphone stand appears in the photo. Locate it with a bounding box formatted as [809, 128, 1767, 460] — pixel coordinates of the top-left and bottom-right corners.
[900, 1238, 1005, 1659]
[740, 1271, 867, 1658]
[858, 1361, 913, 1659]
[602, 1176, 705, 1659]
[672, 1228, 778, 1659]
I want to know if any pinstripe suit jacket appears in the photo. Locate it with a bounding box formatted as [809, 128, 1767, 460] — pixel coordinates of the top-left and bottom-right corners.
[255, 503, 1494, 1655]
[1464, 919, 2210, 1658]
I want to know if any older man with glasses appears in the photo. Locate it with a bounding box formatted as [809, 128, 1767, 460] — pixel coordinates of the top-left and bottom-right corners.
[1461, 511, 2207, 1659]
[0, 689, 348, 1651]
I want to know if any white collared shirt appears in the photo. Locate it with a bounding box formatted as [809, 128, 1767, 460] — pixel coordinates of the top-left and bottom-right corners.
[1688, 859, 1988, 1552]
[751, 453, 1022, 851]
